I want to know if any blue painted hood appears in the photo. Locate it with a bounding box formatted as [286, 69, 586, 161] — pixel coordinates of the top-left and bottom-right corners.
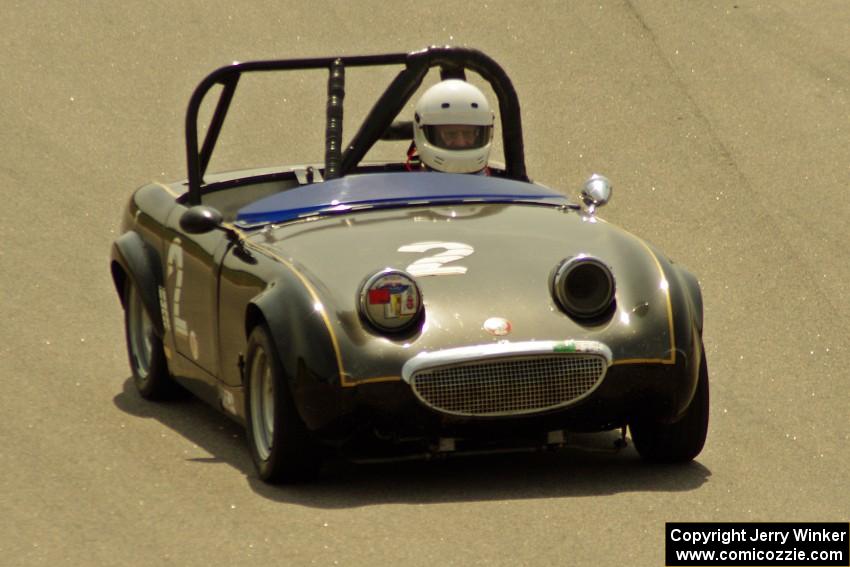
[236, 172, 568, 224]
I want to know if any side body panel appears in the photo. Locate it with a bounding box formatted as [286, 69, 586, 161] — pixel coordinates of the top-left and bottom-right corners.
[112, 182, 233, 410]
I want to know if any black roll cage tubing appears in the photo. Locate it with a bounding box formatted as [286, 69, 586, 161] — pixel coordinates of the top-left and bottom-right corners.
[185, 46, 528, 206]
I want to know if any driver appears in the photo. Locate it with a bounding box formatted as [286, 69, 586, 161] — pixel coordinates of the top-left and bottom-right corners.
[409, 79, 494, 174]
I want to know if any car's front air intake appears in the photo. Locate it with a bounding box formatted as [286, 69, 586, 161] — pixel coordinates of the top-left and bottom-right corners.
[402, 341, 611, 417]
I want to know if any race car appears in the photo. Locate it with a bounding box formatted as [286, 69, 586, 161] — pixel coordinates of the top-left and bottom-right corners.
[110, 46, 708, 483]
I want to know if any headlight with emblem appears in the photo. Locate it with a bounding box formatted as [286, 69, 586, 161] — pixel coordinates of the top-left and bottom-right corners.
[358, 269, 424, 334]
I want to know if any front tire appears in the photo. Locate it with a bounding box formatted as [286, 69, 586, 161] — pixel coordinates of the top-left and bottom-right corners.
[244, 325, 321, 483]
[123, 278, 175, 400]
[631, 343, 709, 462]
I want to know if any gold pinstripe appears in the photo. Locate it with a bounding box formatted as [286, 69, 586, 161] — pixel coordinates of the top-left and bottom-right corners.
[353, 375, 403, 384]
[221, 222, 413, 386]
[242, 238, 407, 386]
[233, 231, 357, 386]
[229, 224, 410, 386]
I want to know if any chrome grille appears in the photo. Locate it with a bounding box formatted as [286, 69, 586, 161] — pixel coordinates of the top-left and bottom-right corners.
[410, 354, 607, 417]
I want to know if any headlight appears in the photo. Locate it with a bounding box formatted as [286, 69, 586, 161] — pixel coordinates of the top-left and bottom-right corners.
[359, 269, 424, 334]
[552, 256, 615, 319]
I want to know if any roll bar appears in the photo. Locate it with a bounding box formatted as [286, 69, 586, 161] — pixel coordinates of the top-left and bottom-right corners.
[185, 46, 528, 205]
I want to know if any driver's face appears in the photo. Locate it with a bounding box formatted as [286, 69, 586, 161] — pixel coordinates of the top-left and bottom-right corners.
[435, 124, 479, 149]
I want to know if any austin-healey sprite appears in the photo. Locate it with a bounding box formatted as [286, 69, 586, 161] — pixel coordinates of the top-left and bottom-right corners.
[110, 47, 708, 483]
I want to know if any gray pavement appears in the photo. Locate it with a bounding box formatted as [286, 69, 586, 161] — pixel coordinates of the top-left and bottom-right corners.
[1, 1, 848, 565]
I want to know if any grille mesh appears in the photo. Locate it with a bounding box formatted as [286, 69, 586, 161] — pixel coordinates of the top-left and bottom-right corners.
[410, 355, 606, 416]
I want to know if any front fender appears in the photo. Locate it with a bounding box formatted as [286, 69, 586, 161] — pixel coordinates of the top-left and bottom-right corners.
[674, 265, 704, 334]
[110, 231, 165, 337]
[662, 259, 705, 419]
[248, 277, 350, 431]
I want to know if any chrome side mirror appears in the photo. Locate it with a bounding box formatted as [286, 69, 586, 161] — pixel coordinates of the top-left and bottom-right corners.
[580, 174, 612, 217]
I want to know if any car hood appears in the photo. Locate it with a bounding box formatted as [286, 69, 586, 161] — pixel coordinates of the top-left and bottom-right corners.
[247, 202, 676, 383]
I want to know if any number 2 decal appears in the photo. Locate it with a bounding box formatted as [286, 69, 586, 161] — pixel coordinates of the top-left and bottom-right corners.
[165, 237, 200, 361]
[166, 237, 189, 338]
[398, 241, 474, 277]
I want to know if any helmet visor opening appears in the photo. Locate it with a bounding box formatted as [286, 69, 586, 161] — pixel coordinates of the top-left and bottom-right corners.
[424, 124, 492, 150]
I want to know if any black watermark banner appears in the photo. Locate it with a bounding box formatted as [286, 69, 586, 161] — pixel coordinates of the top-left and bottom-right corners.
[666, 523, 849, 566]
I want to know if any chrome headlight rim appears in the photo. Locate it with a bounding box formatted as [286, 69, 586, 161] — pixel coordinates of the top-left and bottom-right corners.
[552, 255, 616, 320]
[358, 268, 424, 335]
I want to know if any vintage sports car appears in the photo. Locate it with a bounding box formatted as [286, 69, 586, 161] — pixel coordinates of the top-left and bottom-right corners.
[110, 47, 708, 483]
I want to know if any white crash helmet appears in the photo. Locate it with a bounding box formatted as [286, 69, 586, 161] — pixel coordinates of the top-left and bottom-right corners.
[413, 79, 494, 173]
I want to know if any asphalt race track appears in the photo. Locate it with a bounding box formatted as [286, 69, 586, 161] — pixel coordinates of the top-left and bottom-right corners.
[2, 2, 848, 565]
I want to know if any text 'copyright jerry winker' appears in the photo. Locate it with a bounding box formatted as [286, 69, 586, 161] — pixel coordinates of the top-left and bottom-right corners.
[665, 522, 849, 566]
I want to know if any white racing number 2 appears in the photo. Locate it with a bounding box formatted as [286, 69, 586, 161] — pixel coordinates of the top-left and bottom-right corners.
[165, 238, 201, 361]
[166, 237, 189, 339]
[398, 241, 474, 277]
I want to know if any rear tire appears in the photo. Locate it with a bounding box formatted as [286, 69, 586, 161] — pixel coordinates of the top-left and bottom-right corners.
[123, 278, 176, 400]
[631, 343, 709, 462]
[244, 325, 321, 483]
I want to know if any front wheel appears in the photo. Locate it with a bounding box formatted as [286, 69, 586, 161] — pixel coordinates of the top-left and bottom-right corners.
[244, 325, 321, 483]
[630, 343, 709, 463]
[123, 278, 176, 400]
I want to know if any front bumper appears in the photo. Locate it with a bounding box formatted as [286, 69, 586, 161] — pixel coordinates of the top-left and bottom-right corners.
[293, 343, 700, 448]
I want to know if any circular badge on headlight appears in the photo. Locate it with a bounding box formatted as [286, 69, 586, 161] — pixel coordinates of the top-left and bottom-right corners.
[359, 269, 423, 333]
